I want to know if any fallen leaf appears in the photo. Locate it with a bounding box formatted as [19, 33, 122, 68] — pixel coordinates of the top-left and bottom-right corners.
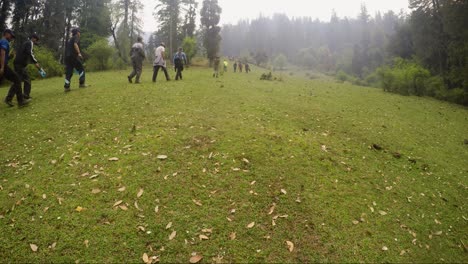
[157, 155, 168, 160]
[119, 205, 128, 211]
[192, 199, 202, 206]
[134, 201, 143, 211]
[30, 244, 38, 252]
[379, 210, 388, 216]
[75, 206, 84, 212]
[137, 188, 144, 198]
[352, 220, 360, 225]
[109, 157, 119, 161]
[113, 200, 123, 207]
[189, 255, 203, 264]
[138, 226, 146, 232]
[281, 189, 287, 195]
[169, 231, 177, 240]
[199, 234, 209, 240]
[166, 222, 173, 230]
[382, 246, 389, 251]
[142, 253, 149, 263]
[154, 206, 159, 213]
[247, 222, 255, 229]
[229, 232, 236, 240]
[242, 158, 250, 164]
[202, 228, 213, 233]
[286, 241, 294, 252]
[49, 242, 56, 249]
[268, 203, 276, 215]
[118, 186, 126, 192]
[91, 189, 101, 194]
[84, 240, 89, 248]
[321, 145, 328, 152]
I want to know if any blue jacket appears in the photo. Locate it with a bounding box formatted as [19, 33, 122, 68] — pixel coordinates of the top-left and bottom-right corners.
[173, 52, 187, 65]
[0, 38, 10, 67]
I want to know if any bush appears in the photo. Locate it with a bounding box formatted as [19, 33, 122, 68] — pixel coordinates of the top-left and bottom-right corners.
[273, 54, 287, 70]
[85, 39, 114, 72]
[24, 46, 63, 79]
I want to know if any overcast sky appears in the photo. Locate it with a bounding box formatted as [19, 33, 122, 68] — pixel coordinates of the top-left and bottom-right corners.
[141, 0, 410, 32]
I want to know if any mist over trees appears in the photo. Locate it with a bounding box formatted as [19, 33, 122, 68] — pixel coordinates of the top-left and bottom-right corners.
[221, 1, 468, 105]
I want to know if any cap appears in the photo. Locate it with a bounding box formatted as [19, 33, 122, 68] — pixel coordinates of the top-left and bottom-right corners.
[30, 33, 40, 40]
[71, 28, 81, 36]
[160, 42, 166, 47]
[3, 29, 15, 38]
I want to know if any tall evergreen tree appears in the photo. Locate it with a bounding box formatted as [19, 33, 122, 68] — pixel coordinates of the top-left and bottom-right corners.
[200, 0, 222, 65]
[154, 0, 183, 56]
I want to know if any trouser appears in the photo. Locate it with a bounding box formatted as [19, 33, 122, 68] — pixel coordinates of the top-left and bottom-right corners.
[3, 65, 25, 103]
[129, 59, 143, 82]
[64, 57, 85, 88]
[152, 65, 170, 82]
[234, 66, 237, 72]
[175, 66, 183, 80]
[14, 65, 31, 97]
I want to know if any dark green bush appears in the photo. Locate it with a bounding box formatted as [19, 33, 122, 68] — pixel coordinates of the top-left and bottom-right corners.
[26, 46, 63, 79]
[85, 39, 114, 72]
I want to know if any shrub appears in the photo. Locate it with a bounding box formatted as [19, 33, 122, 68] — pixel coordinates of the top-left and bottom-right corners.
[376, 59, 430, 96]
[25, 46, 63, 79]
[85, 39, 114, 72]
[273, 54, 287, 70]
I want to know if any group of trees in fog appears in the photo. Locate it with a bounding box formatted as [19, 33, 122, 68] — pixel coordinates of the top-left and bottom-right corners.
[0, 0, 223, 74]
[221, 0, 468, 105]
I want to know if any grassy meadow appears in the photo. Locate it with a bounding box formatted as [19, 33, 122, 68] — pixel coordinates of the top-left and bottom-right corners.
[0, 65, 467, 263]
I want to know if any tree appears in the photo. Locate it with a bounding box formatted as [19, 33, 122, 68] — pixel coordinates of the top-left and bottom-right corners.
[0, 0, 12, 32]
[182, 36, 197, 64]
[200, 0, 222, 65]
[274, 54, 287, 70]
[182, 0, 197, 38]
[154, 0, 183, 56]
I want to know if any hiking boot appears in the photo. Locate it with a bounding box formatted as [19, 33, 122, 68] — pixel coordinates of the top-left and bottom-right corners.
[4, 98, 14, 107]
[128, 76, 133, 83]
[23, 95, 32, 100]
[79, 84, 89, 88]
[18, 99, 30, 108]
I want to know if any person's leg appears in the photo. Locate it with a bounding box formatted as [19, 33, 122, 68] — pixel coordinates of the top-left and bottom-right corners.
[153, 66, 160, 82]
[128, 60, 137, 82]
[20, 67, 32, 98]
[175, 67, 181, 80]
[162, 66, 170, 81]
[135, 60, 143, 83]
[64, 58, 74, 90]
[179, 69, 183, 80]
[74, 59, 86, 86]
[4, 66, 25, 105]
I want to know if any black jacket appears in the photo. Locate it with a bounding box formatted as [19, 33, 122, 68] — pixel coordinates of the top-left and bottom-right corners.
[14, 40, 39, 67]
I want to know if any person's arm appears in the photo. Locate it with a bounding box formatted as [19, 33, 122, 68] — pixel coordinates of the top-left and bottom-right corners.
[27, 41, 40, 68]
[0, 48, 5, 76]
[183, 53, 187, 65]
[74, 41, 82, 59]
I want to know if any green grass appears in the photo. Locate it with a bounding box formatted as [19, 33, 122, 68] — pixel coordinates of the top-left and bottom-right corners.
[0, 65, 467, 263]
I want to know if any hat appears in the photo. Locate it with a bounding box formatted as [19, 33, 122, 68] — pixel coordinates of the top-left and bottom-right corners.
[3, 29, 15, 38]
[160, 42, 166, 47]
[71, 28, 81, 36]
[30, 33, 40, 40]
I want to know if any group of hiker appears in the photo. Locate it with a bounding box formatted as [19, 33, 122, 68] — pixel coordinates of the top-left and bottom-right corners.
[1, 27, 253, 109]
[0, 28, 87, 108]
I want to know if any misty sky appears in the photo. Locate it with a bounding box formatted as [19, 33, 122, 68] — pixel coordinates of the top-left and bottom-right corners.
[141, 0, 410, 32]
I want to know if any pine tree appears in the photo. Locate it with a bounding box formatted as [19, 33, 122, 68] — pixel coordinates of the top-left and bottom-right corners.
[200, 0, 222, 65]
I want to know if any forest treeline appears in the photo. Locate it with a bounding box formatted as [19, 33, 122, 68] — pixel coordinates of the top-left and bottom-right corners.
[221, 0, 468, 105]
[0, 0, 222, 78]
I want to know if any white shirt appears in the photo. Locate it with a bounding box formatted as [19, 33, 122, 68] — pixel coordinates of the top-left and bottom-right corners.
[154, 46, 166, 67]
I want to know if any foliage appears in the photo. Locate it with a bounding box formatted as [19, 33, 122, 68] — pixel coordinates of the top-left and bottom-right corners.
[85, 39, 114, 72]
[26, 46, 63, 79]
[200, 0, 222, 64]
[182, 37, 197, 64]
[273, 54, 287, 70]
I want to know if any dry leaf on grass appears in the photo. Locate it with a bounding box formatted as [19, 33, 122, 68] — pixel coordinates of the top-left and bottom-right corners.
[321, 145, 328, 152]
[202, 228, 212, 233]
[154, 206, 159, 213]
[157, 155, 168, 160]
[192, 199, 203, 206]
[134, 201, 143, 211]
[75, 206, 84, 212]
[379, 211, 388, 216]
[84, 240, 89, 248]
[118, 186, 126, 192]
[247, 222, 255, 229]
[189, 255, 203, 264]
[286, 241, 294, 252]
[142, 253, 149, 263]
[119, 205, 128, 211]
[382, 246, 389, 251]
[268, 203, 276, 215]
[229, 232, 236, 240]
[108, 157, 119, 161]
[281, 189, 287, 195]
[169, 231, 177, 240]
[91, 189, 101, 194]
[199, 235, 209, 240]
[137, 188, 144, 198]
[30, 244, 38, 252]
[166, 222, 173, 229]
[113, 200, 123, 207]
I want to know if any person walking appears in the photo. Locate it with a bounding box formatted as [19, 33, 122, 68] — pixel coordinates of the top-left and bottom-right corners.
[223, 60, 228, 72]
[233, 61, 237, 73]
[245, 63, 251, 73]
[173, 47, 187, 81]
[128, 36, 146, 84]
[238, 62, 243, 73]
[1, 29, 29, 107]
[64, 28, 87, 92]
[213, 56, 221, 78]
[14, 33, 42, 100]
[152, 42, 170, 82]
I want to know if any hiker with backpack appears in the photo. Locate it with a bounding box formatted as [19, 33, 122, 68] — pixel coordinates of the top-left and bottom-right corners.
[173, 47, 187, 81]
[64, 28, 88, 92]
[128, 36, 146, 84]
